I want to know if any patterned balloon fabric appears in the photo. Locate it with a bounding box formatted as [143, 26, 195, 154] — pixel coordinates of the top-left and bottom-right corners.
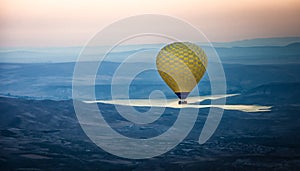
[156, 42, 208, 100]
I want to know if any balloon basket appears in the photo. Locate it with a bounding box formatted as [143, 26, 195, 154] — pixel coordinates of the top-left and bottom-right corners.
[178, 100, 188, 105]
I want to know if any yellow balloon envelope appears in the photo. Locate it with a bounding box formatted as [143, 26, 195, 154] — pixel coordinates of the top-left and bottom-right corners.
[156, 42, 208, 103]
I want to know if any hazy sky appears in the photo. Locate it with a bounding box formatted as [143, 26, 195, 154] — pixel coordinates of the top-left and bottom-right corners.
[1, 0, 300, 47]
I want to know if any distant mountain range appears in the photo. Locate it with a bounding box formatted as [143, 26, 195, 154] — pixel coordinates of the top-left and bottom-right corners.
[211, 37, 300, 47]
[0, 37, 300, 63]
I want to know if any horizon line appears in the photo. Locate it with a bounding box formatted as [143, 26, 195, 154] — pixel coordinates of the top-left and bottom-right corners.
[1, 36, 300, 49]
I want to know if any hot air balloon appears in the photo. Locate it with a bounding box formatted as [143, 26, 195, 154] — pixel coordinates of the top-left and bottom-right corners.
[156, 42, 208, 104]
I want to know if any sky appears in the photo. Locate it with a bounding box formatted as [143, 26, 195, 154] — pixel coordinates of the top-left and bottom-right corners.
[0, 0, 300, 47]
